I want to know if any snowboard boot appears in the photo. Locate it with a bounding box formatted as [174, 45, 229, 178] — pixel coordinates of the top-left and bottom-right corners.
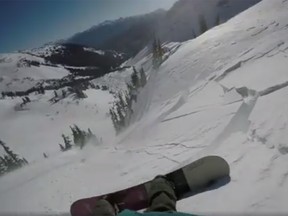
[92, 198, 118, 216]
[146, 175, 177, 212]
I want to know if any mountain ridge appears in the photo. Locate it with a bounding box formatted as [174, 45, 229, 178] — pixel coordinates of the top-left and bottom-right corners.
[66, 0, 261, 56]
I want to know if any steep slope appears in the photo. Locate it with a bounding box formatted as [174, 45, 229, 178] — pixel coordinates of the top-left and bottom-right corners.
[123, 0, 288, 213]
[1, 0, 288, 215]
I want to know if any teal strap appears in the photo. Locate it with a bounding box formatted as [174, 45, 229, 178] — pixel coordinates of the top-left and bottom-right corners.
[119, 209, 199, 216]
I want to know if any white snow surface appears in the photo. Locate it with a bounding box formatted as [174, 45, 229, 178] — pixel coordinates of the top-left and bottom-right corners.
[83, 47, 105, 55]
[0, 53, 69, 92]
[1, 0, 288, 215]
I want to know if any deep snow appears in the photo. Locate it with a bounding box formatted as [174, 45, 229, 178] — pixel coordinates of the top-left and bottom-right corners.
[1, 0, 288, 215]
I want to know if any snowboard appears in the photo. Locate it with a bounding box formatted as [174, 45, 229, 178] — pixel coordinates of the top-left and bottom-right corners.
[70, 155, 230, 216]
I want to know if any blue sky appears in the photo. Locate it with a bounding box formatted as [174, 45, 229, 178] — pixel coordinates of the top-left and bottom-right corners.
[0, 0, 176, 53]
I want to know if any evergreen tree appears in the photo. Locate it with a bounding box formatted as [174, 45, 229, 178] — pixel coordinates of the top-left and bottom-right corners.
[0, 156, 7, 175]
[152, 37, 164, 69]
[131, 67, 140, 89]
[59, 143, 65, 152]
[62, 89, 67, 98]
[139, 68, 147, 87]
[40, 86, 45, 94]
[25, 96, 30, 103]
[192, 29, 196, 38]
[116, 103, 125, 130]
[127, 83, 137, 103]
[70, 125, 88, 149]
[0, 140, 21, 164]
[199, 14, 208, 34]
[126, 83, 134, 94]
[74, 88, 87, 99]
[3, 155, 14, 169]
[70, 125, 81, 147]
[101, 85, 108, 91]
[54, 90, 58, 98]
[125, 90, 134, 113]
[62, 134, 72, 151]
[22, 158, 28, 164]
[152, 37, 159, 58]
[87, 128, 93, 136]
[118, 93, 126, 110]
[157, 39, 164, 58]
[87, 128, 97, 143]
[109, 108, 118, 132]
[215, 14, 221, 26]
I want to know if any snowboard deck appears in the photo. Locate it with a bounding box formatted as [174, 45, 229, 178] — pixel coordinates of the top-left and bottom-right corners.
[70, 155, 230, 216]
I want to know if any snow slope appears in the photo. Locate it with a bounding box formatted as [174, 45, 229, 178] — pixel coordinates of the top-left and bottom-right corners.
[0, 53, 69, 92]
[1, 0, 288, 215]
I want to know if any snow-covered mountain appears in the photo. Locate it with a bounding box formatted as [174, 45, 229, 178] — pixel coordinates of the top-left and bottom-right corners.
[67, 9, 166, 56]
[27, 43, 126, 68]
[0, 52, 69, 92]
[67, 0, 260, 56]
[0, 43, 126, 93]
[1, 0, 288, 215]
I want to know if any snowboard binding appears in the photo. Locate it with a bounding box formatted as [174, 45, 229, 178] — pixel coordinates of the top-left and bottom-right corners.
[92, 196, 119, 216]
[146, 175, 177, 212]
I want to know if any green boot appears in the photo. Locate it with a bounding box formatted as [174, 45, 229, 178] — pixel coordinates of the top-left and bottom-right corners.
[146, 175, 177, 212]
[92, 199, 117, 216]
